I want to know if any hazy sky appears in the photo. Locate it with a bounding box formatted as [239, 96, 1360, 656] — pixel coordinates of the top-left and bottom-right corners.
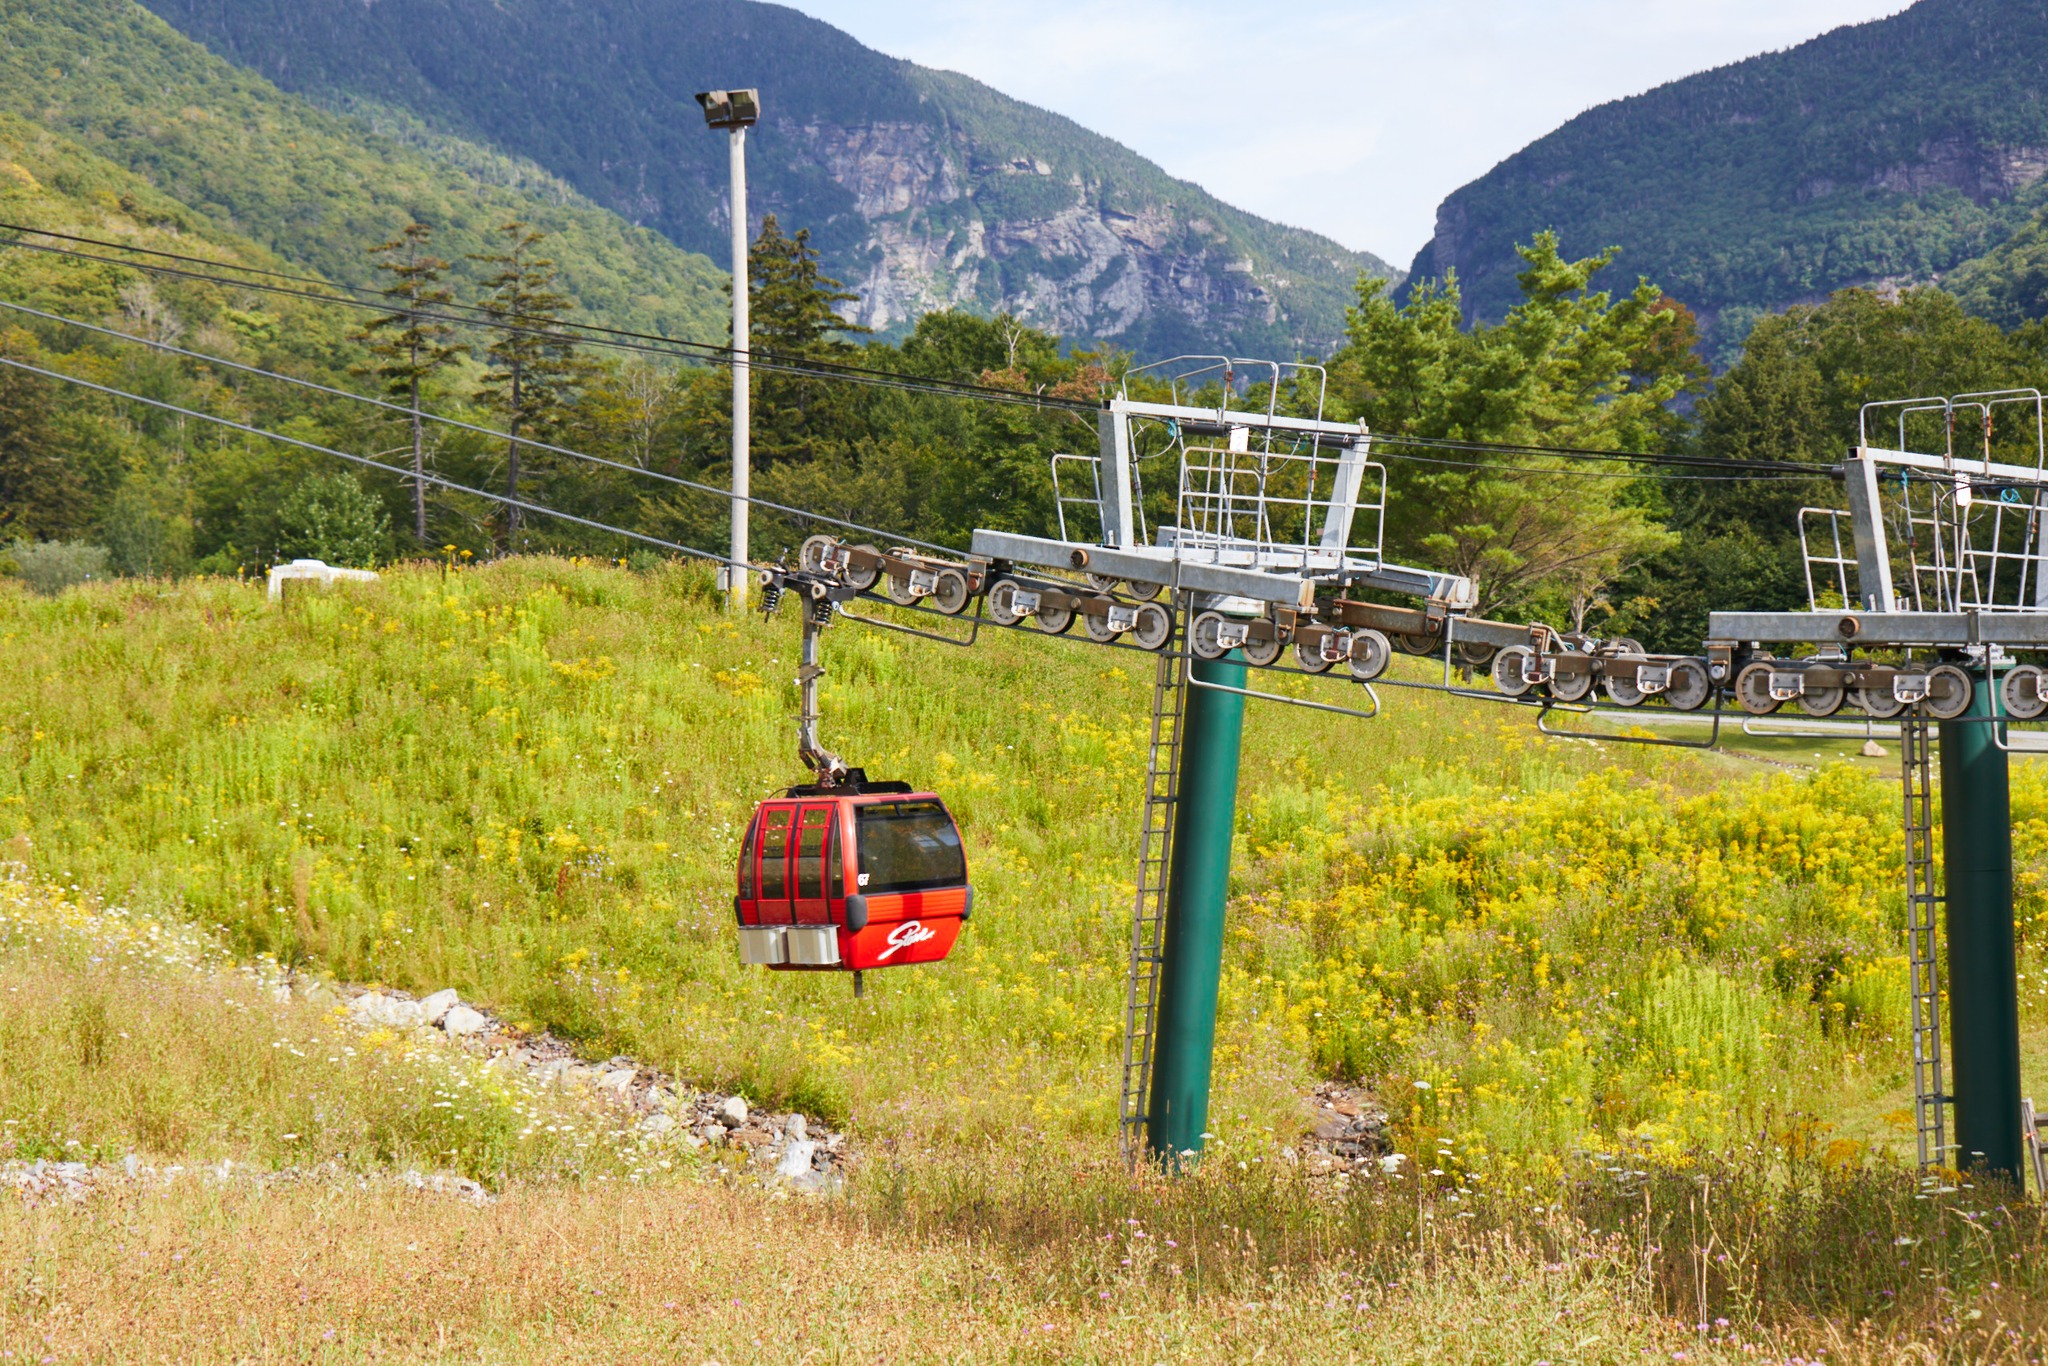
[782, 0, 1909, 268]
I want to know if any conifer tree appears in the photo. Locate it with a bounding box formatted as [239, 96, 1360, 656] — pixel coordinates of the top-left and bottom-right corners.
[0, 329, 86, 540]
[353, 221, 465, 545]
[745, 215, 867, 469]
[471, 221, 583, 549]
[748, 215, 865, 358]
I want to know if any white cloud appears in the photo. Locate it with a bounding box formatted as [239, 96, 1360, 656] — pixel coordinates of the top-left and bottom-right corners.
[781, 0, 1909, 265]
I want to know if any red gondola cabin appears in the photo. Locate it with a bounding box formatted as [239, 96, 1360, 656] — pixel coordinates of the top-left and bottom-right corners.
[734, 781, 970, 973]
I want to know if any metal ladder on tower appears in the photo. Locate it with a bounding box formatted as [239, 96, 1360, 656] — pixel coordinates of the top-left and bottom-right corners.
[1900, 711, 1952, 1181]
[1119, 605, 1188, 1163]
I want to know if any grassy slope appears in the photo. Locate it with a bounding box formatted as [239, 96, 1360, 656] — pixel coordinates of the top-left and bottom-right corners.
[0, 876, 637, 1181]
[0, 0, 727, 341]
[0, 873, 1734, 1364]
[8, 561, 2048, 1356]
[4, 559, 2046, 1166]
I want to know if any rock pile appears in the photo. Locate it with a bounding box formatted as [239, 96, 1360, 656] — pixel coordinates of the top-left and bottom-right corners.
[1296, 1080, 1390, 1177]
[342, 986, 846, 1193]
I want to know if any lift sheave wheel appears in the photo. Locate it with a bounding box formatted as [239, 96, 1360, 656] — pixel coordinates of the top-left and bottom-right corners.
[1131, 603, 1174, 652]
[931, 567, 971, 616]
[1857, 684, 1907, 719]
[1242, 632, 1283, 667]
[1603, 670, 1645, 707]
[986, 577, 1028, 626]
[1081, 605, 1124, 643]
[884, 572, 923, 606]
[1453, 640, 1497, 670]
[845, 545, 882, 592]
[1664, 659, 1712, 712]
[1491, 645, 1537, 697]
[1347, 629, 1392, 682]
[1190, 610, 1236, 661]
[1797, 682, 1847, 718]
[1293, 635, 1337, 674]
[1925, 664, 1974, 721]
[1548, 665, 1595, 703]
[2005, 665, 2048, 721]
[1035, 600, 1075, 634]
[1734, 661, 1779, 715]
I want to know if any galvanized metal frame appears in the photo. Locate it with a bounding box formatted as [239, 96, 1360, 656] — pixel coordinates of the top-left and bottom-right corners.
[973, 387, 1479, 617]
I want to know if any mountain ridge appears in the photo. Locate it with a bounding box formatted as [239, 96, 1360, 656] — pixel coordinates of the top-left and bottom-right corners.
[0, 0, 730, 342]
[131, 0, 1392, 358]
[1410, 0, 2048, 347]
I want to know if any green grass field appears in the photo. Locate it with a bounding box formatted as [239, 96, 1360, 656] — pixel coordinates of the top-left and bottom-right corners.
[6, 558, 2048, 1360]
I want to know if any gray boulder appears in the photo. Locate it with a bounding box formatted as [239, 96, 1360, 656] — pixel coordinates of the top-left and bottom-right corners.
[440, 1006, 489, 1036]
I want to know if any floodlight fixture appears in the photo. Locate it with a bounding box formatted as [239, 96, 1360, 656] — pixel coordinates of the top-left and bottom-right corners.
[696, 88, 761, 130]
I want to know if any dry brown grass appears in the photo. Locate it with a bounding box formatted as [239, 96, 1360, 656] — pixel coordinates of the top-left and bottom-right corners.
[1, 1179, 1784, 1365]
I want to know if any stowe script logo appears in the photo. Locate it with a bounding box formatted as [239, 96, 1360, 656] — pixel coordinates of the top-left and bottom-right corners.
[876, 920, 937, 961]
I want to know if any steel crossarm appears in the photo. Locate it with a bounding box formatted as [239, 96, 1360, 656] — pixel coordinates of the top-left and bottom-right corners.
[1707, 610, 2048, 646]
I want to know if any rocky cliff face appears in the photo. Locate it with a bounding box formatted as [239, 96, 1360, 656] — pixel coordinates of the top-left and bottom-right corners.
[782, 119, 1288, 347]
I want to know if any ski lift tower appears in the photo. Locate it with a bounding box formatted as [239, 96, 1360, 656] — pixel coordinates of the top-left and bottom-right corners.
[1707, 390, 2048, 1186]
[969, 358, 1476, 1164]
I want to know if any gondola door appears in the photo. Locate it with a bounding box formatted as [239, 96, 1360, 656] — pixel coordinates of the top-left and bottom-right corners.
[792, 804, 834, 925]
[755, 805, 795, 925]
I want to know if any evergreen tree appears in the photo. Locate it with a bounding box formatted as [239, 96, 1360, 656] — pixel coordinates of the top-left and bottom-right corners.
[745, 216, 868, 471]
[353, 221, 465, 546]
[748, 215, 866, 358]
[472, 221, 583, 549]
[0, 330, 87, 540]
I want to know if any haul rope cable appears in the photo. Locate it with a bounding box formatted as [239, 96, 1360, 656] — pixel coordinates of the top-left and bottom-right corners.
[0, 356, 732, 565]
[0, 224, 1839, 478]
[0, 298, 968, 557]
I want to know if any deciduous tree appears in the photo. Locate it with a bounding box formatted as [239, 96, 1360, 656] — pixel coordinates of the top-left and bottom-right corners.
[1329, 234, 1706, 618]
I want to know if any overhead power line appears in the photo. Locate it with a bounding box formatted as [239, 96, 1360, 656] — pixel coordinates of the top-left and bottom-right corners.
[1373, 449, 1826, 482]
[1, 220, 1841, 480]
[1369, 431, 1837, 476]
[0, 223, 1095, 413]
[0, 297, 966, 556]
[0, 356, 727, 565]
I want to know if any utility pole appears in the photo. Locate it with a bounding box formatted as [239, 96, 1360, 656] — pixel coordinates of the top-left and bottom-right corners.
[697, 87, 760, 608]
[1940, 669, 2024, 1184]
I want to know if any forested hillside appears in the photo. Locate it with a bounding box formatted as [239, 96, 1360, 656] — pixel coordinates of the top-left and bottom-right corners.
[0, 0, 727, 341]
[1948, 200, 2048, 325]
[1410, 0, 2048, 349]
[130, 0, 1390, 357]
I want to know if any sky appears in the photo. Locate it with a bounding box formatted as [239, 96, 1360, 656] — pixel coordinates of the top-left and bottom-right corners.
[782, 0, 1910, 269]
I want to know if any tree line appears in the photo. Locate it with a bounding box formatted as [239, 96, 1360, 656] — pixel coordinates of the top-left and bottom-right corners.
[2, 213, 2046, 643]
